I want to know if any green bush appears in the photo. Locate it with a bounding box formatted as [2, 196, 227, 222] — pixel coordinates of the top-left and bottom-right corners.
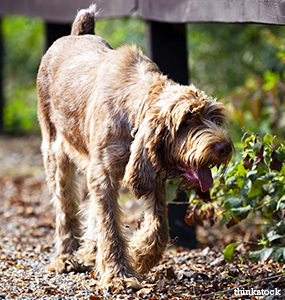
[188, 24, 285, 144]
[2, 16, 44, 134]
[186, 132, 285, 263]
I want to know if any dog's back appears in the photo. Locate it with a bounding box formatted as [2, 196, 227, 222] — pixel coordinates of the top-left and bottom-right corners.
[37, 5, 114, 164]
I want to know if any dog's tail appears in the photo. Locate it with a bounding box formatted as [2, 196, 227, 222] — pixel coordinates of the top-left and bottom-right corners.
[71, 4, 97, 36]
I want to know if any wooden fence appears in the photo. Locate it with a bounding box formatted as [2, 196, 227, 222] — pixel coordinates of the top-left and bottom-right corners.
[0, 0, 285, 133]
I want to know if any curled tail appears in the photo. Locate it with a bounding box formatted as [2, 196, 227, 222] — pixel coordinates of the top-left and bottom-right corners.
[71, 4, 97, 36]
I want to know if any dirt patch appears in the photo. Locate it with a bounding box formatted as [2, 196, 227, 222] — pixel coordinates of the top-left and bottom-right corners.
[0, 136, 284, 299]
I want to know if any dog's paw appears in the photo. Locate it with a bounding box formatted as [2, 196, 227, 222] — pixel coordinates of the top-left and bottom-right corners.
[100, 276, 142, 292]
[47, 254, 90, 273]
[130, 247, 161, 274]
[76, 244, 97, 267]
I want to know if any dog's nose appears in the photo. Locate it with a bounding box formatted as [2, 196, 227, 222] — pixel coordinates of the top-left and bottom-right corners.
[215, 142, 232, 158]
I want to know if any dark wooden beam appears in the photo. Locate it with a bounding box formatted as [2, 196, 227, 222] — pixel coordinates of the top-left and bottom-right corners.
[0, 0, 138, 23]
[2, 0, 285, 25]
[45, 22, 71, 50]
[139, 0, 285, 25]
[168, 191, 197, 248]
[146, 21, 189, 85]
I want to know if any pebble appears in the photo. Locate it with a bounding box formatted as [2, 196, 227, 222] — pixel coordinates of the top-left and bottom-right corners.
[0, 221, 101, 300]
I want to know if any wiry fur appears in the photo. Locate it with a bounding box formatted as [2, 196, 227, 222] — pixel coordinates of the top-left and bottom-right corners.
[37, 5, 233, 290]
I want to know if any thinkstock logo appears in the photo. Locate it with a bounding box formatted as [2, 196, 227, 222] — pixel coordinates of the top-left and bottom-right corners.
[234, 288, 282, 296]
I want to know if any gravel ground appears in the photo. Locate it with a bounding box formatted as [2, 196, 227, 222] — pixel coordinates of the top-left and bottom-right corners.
[0, 135, 285, 300]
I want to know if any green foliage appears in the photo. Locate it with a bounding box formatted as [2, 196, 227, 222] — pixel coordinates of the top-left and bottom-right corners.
[2, 16, 44, 134]
[210, 132, 285, 263]
[187, 24, 285, 99]
[223, 242, 238, 263]
[188, 24, 285, 144]
[95, 17, 145, 52]
[221, 30, 285, 143]
[248, 247, 273, 263]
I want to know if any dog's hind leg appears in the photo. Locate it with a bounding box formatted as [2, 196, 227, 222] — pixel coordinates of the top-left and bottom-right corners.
[43, 136, 83, 273]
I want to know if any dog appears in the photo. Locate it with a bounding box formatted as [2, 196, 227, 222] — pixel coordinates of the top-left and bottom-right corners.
[37, 4, 233, 290]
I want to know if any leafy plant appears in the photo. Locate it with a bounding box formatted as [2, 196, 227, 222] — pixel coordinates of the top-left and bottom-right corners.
[222, 132, 285, 263]
[223, 243, 238, 264]
[2, 16, 44, 134]
[186, 131, 285, 263]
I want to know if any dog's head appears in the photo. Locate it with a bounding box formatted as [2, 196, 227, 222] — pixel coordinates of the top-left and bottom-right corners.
[123, 84, 233, 199]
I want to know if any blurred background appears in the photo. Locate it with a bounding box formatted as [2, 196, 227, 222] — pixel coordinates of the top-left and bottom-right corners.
[2, 16, 285, 147]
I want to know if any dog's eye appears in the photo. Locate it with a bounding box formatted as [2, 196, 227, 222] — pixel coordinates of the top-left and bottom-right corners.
[207, 113, 214, 120]
[207, 112, 223, 125]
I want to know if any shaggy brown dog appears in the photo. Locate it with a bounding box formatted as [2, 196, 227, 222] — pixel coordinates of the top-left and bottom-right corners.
[37, 4, 233, 289]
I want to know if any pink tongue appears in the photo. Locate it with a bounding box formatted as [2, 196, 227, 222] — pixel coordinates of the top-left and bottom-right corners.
[192, 166, 213, 193]
[177, 165, 214, 192]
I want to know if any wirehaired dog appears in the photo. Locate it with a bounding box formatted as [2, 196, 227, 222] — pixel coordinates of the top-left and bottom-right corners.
[37, 4, 233, 289]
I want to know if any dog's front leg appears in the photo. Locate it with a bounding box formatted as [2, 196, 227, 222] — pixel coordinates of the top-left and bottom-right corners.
[130, 178, 169, 274]
[79, 163, 141, 290]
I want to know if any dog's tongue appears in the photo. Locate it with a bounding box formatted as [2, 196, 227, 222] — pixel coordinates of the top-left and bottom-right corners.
[177, 165, 214, 192]
[192, 166, 213, 193]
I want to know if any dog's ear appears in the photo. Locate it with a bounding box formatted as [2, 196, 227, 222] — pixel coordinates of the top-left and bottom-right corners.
[123, 115, 165, 199]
